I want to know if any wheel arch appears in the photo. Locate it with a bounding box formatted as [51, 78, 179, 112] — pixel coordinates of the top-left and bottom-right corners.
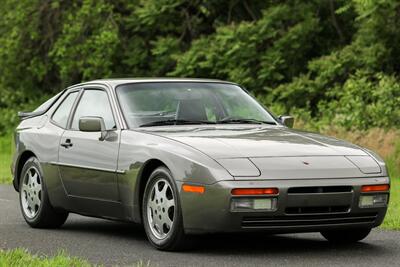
[134, 158, 168, 223]
[14, 150, 37, 191]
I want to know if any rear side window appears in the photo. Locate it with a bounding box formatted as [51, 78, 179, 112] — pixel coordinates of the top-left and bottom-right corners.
[52, 92, 79, 128]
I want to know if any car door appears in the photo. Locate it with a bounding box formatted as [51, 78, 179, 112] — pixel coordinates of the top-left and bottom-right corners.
[58, 87, 120, 202]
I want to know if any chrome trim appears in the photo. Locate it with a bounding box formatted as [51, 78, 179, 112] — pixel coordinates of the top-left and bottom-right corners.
[49, 161, 125, 174]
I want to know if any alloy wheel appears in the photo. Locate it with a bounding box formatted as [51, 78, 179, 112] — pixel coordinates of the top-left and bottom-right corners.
[20, 167, 42, 219]
[146, 178, 176, 240]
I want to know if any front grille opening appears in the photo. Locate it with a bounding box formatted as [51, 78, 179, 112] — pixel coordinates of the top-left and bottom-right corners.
[285, 206, 350, 214]
[241, 213, 377, 228]
[288, 186, 353, 194]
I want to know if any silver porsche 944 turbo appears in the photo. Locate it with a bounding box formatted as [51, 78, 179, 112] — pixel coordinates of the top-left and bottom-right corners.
[11, 79, 390, 250]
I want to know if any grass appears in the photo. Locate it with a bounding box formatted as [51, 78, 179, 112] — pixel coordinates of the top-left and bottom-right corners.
[0, 248, 151, 267]
[0, 134, 12, 184]
[0, 249, 92, 267]
[382, 177, 400, 230]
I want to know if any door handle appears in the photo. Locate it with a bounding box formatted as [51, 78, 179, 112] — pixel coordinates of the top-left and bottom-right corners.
[60, 139, 73, 148]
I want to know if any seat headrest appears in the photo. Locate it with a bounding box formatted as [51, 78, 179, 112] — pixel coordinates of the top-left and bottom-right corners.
[176, 99, 208, 121]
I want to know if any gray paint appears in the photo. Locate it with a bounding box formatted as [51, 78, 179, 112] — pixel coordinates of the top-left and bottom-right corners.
[11, 78, 390, 234]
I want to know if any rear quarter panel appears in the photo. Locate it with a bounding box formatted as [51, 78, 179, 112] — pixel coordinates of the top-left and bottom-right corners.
[14, 118, 65, 208]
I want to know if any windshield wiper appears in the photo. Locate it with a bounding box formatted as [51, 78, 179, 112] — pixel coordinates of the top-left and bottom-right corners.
[216, 118, 276, 125]
[139, 119, 216, 127]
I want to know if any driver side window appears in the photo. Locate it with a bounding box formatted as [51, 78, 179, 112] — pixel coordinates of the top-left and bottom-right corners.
[71, 89, 116, 130]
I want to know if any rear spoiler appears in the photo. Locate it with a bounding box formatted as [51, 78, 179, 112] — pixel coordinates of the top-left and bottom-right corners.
[17, 111, 43, 120]
[17, 89, 66, 120]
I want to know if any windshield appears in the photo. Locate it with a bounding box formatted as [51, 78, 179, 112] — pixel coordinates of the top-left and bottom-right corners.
[116, 82, 277, 128]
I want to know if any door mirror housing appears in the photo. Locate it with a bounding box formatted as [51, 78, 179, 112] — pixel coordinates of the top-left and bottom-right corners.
[79, 116, 105, 132]
[79, 116, 108, 140]
[279, 115, 294, 128]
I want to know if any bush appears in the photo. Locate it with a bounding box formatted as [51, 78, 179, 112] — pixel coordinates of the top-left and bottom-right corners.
[0, 0, 399, 132]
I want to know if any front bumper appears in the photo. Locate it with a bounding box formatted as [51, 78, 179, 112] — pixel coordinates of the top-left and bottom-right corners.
[178, 177, 389, 234]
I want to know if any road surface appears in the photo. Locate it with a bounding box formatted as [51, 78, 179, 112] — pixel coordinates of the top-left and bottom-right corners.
[0, 185, 399, 266]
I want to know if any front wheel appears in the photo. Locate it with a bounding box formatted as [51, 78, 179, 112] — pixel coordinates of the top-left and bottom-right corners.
[142, 166, 187, 251]
[321, 228, 372, 243]
[19, 157, 69, 228]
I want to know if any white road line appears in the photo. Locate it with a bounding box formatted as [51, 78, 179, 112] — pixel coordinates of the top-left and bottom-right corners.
[0, 198, 10, 202]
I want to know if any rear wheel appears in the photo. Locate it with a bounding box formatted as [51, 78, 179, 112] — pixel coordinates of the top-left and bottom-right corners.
[142, 166, 187, 251]
[19, 157, 68, 228]
[321, 228, 372, 243]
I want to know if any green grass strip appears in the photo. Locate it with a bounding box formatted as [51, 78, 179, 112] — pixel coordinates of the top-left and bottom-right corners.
[0, 249, 92, 267]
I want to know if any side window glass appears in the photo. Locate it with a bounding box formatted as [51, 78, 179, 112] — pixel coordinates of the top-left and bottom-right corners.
[52, 92, 79, 128]
[71, 90, 116, 130]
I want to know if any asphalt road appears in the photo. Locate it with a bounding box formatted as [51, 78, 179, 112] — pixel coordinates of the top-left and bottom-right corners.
[1, 185, 399, 267]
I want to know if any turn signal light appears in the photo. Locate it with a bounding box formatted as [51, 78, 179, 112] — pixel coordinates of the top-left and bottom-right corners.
[231, 188, 279, 196]
[361, 184, 390, 192]
[182, 184, 205, 194]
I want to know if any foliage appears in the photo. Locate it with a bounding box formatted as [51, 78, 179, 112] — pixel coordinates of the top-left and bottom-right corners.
[0, 248, 151, 267]
[0, 249, 92, 267]
[382, 176, 400, 230]
[0, 134, 12, 184]
[0, 0, 399, 133]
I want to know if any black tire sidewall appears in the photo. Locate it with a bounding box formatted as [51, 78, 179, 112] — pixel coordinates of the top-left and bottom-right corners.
[321, 228, 372, 243]
[142, 167, 184, 249]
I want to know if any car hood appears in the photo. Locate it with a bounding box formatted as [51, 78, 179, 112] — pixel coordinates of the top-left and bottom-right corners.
[141, 125, 383, 179]
[142, 125, 368, 158]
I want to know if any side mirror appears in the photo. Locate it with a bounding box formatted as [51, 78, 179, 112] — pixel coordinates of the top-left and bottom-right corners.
[279, 115, 294, 128]
[79, 116, 108, 140]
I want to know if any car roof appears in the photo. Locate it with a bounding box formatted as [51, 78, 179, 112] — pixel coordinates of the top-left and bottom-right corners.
[67, 78, 237, 89]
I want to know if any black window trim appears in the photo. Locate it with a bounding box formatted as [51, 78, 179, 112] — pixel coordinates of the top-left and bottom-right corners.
[50, 88, 82, 129]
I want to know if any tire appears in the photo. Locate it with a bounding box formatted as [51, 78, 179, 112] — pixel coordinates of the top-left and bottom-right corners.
[19, 157, 68, 228]
[142, 166, 188, 251]
[321, 228, 372, 243]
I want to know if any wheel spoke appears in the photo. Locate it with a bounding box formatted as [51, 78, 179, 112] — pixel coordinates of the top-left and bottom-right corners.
[155, 219, 162, 234]
[32, 194, 40, 207]
[21, 182, 28, 192]
[26, 194, 33, 209]
[164, 198, 175, 209]
[155, 181, 165, 198]
[160, 182, 168, 196]
[28, 171, 34, 183]
[31, 172, 38, 183]
[149, 198, 157, 212]
[33, 183, 41, 194]
[160, 213, 173, 229]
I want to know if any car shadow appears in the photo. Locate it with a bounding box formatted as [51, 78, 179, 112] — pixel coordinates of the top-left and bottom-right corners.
[192, 233, 382, 256]
[59, 215, 388, 257]
[61, 216, 147, 240]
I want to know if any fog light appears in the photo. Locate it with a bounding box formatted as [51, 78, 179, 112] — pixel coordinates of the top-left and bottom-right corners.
[359, 194, 388, 208]
[231, 198, 277, 212]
